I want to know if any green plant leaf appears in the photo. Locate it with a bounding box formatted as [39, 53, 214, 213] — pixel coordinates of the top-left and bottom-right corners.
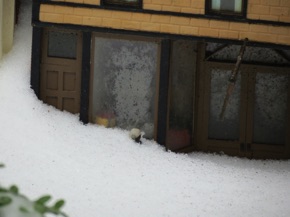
[34, 203, 46, 214]
[0, 163, 4, 168]
[53, 199, 65, 211]
[9, 185, 19, 194]
[35, 195, 51, 205]
[0, 196, 12, 207]
[0, 187, 8, 193]
[19, 206, 30, 213]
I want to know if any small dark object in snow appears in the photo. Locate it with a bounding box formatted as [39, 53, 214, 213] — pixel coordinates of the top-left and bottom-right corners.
[130, 128, 142, 144]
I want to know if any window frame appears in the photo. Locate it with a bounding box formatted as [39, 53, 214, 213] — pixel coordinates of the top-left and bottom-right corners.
[205, 0, 247, 18]
[101, 0, 142, 9]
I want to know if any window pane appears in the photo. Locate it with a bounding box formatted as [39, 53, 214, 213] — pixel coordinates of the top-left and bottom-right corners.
[48, 31, 77, 59]
[92, 37, 158, 139]
[253, 72, 288, 145]
[167, 40, 196, 150]
[211, 0, 242, 13]
[221, 0, 235, 11]
[211, 0, 221, 10]
[208, 69, 241, 140]
[234, 0, 242, 12]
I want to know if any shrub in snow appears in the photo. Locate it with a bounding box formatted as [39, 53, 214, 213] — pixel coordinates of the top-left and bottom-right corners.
[0, 164, 67, 217]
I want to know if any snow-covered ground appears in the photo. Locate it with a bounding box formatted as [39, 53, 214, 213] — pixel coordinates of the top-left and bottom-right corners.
[1, 1, 290, 217]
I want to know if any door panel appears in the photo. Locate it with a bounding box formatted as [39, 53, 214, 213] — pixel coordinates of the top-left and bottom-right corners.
[208, 68, 241, 141]
[201, 62, 246, 155]
[41, 64, 81, 113]
[253, 72, 288, 145]
[248, 67, 290, 158]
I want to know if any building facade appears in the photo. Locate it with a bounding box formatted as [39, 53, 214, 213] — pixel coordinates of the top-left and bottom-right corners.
[31, 0, 290, 159]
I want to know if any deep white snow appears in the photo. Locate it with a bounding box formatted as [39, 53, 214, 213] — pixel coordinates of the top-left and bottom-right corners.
[1, 1, 290, 217]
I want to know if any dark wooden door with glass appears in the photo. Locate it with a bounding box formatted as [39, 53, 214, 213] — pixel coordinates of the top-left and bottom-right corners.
[40, 29, 82, 114]
[199, 62, 290, 159]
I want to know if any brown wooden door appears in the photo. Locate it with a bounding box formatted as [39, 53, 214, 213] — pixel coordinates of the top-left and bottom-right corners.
[40, 28, 82, 114]
[198, 62, 290, 159]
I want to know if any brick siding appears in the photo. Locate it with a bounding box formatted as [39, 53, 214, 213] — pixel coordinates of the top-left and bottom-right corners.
[42, 1, 290, 45]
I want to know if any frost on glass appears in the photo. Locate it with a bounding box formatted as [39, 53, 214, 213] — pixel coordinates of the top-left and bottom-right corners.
[92, 37, 158, 139]
[169, 40, 196, 129]
[206, 43, 289, 65]
[253, 72, 288, 145]
[208, 69, 241, 140]
[167, 40, 196, 150]
[48, 31, 77, 59]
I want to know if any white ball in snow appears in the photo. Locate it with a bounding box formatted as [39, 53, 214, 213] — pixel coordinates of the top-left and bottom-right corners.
[129, 128, 141, 140]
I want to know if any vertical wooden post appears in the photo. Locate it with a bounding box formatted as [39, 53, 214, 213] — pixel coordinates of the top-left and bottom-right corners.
[80, 31, 92, 124]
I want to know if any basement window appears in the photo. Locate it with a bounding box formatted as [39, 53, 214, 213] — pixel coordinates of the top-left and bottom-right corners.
[91, 35, 159, 139]
[206, 0, 246, 17]
[102, 0, 141, 8]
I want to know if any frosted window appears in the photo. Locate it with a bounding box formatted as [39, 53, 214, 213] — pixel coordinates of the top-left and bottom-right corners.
[92, 37, 158, 139]
[167, 40, 196, 150]
[210, 0, 243, 13]
[48, 31, 77, 59]
[253, 72, 288, 145]
[208, 69, 241, 140]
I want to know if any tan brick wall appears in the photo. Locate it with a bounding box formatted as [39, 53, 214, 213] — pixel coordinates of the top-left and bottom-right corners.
[40, 4, 290, 46]
[49, 0, 290, 24]
[143, 0, 204, 14]
[248, 0, 290, 22]
[52, 0, 204, 14]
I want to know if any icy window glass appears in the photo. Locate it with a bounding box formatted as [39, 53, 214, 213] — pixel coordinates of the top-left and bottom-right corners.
[48, 31, 77, 59]
[92, 36, 158, 139]
[253, 72, 288, 145]
[206, 43, 290, 65]
[167, 40, 196, 150]
[208, 68, 241, 141]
